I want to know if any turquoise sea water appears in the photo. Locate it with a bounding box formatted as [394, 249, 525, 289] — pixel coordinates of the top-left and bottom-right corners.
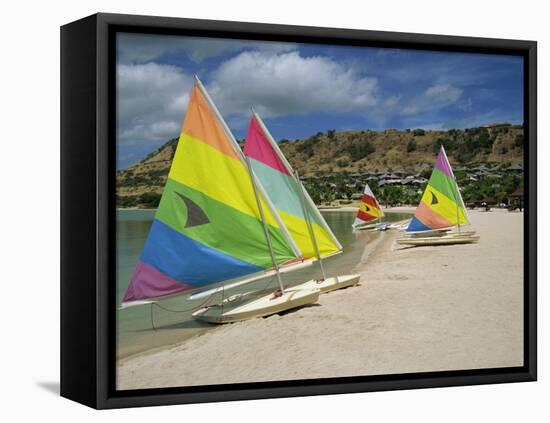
[116, 210, 410, 359]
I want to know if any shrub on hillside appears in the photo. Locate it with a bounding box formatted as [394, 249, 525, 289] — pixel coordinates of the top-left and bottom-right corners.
[347, 141, 375, 161]
[514, 134, 524, 149]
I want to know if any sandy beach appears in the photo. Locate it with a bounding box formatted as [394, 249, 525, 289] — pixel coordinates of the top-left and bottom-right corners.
[117, 209, 523, 390]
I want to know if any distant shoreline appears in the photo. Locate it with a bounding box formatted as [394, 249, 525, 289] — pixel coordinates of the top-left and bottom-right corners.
[116, 206, 416, 213]
[116, 207, 157, 211]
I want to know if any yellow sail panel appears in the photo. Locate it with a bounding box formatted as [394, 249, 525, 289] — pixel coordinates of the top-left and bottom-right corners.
[169, 133, 279, 228]
[420, 185, 468, 226]
[279, 209, 340, 259]
[353, 183, 383, 228]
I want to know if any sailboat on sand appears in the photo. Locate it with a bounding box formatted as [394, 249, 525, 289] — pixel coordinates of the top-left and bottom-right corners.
[352, 183, 386, 231]
[122, 77, 321, 323]
[397, 146, 479, 246]
[243, 111, 361, 294]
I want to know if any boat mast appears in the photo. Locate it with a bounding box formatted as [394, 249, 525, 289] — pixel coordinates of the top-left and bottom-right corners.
[455, 172, 470, 227]
[442, 146, 461, 233]
[454, 179, 461, 233]
[246, 157, 285, 292]
[374, 185, 384, 226]
[295, 169, 327, 281]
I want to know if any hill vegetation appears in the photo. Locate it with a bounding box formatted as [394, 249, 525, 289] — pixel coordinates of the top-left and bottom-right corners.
[278, 124, 523, 175]
[116, 125, 524, 208]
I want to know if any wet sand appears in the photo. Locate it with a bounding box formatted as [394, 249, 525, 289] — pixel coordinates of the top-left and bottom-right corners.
[117, 210, 524, 390]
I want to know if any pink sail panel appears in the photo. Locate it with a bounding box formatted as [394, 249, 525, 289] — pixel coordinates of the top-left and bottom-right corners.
[243, 116, 291, 176]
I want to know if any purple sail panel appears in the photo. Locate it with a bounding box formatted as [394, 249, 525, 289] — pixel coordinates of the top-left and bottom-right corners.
[123, 261, 193, 303]
[434, 149, 454, 178]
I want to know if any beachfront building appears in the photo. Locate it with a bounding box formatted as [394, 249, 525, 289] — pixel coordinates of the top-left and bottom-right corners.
[509, 188, 524, 211]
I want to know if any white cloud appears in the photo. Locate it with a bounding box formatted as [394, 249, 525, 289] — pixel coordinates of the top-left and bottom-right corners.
[116, 57, 464, 156]
[117, 33, 296, 64]
[401, 84, 463, 115]
[117, 63, 193, 146]
[206, 51, 379, 118]
[425, 84, 462, 99]
[116, 50, 383, 165]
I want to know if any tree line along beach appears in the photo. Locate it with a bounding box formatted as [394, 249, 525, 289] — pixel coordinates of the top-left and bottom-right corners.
[116, 124, 524, 211]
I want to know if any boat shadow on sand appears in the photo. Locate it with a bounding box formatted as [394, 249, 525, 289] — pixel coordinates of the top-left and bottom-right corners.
[134, 301, 323, 331]
[392, 238, 479, 251]
[270, 301, 321, 318]
[133, 318, 211, 332]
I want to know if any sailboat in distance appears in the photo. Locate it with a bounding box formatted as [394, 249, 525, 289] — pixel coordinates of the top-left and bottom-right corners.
[397, 146, 479, 246]
[352, 183, 385, 231]
[243, 111, 361, 293]
[122, 77, 321, 323]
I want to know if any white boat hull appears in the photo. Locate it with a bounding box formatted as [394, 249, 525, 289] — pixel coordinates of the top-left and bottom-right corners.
[287, 274, 361, 294]
[405, 229, 450, 237]
[354, 222, 380, 230]
[192, 288, 320, 324]
[443, 230, 477, 237]
[397, 234, 480, 246]
[354, 222, 389, 232]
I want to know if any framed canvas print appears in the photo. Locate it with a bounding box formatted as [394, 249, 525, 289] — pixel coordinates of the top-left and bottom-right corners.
[60, 13, 537, 409]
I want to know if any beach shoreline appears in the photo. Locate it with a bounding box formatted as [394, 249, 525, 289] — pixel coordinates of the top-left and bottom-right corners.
[117, 205, 415, 213]
[117, 210, 523, 390]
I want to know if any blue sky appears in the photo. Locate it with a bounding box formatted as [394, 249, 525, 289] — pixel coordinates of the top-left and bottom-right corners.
[116, 33, 523, 169]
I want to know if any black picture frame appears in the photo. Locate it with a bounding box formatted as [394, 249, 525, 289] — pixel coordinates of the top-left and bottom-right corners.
[60, 12, 537, 409]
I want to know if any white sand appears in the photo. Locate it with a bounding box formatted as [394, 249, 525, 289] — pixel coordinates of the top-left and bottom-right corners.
[117, 210, 524, 390]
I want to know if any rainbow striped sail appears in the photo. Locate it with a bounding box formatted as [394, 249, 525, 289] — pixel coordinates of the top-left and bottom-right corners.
[352, 183, 384, 228]
[243, 113, 342, 260]
[407, 146, 468, 233]
[123, 82, 299, 304]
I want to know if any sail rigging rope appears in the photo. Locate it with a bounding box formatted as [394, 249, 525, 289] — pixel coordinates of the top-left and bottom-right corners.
[257, 274, 278, 296]
[214, 274, 278, 319]
[148, 293, 216, 331]
[149, 274, 280, 328]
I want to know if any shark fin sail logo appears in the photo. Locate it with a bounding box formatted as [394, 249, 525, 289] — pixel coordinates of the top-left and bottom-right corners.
[430, 191, 439, 205]
[174, 192, 210, 228]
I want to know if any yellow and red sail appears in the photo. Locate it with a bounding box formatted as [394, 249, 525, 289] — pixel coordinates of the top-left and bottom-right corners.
[353, 183, 384, 228]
